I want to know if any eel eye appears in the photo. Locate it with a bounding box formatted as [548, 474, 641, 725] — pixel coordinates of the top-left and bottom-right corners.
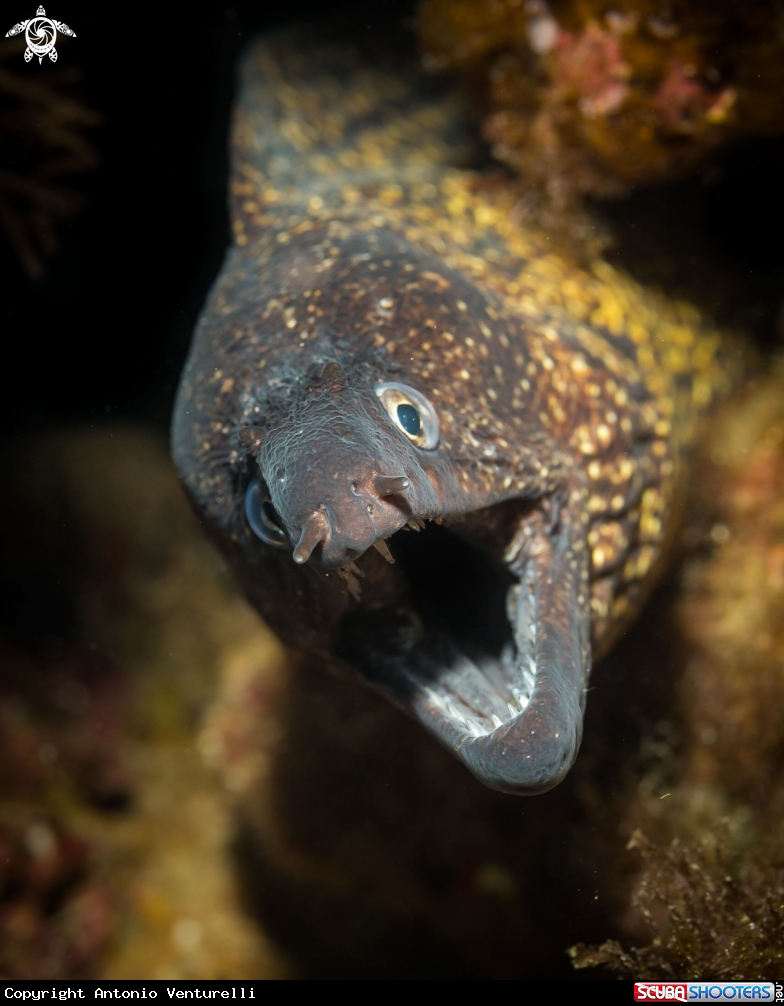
[374, 382, 439, 450]
[245, 479, 289, 548]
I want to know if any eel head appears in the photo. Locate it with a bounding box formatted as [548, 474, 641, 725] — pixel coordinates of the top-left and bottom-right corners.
[174, 237, 593, 795]
[233, 360, 591, 795]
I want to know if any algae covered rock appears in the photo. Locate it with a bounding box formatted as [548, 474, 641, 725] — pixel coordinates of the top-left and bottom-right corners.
[419, 0, 784, 208]
[572, 364, 784, 979]
[0, 429, 287, 979]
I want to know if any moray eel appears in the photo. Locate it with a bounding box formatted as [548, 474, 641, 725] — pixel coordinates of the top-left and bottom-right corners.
[172, 26, 733, 794]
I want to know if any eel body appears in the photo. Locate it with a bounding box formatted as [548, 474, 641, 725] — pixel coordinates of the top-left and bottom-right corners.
[172, 27, 732, 794]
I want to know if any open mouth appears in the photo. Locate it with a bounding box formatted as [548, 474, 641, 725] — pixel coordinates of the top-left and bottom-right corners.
[337, 501, 588, 794]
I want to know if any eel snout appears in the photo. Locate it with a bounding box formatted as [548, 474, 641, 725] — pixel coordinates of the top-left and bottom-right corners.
[279, 469, 416, 568]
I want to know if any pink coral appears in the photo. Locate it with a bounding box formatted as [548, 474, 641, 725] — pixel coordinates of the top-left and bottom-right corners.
[552, 21, 630, 118]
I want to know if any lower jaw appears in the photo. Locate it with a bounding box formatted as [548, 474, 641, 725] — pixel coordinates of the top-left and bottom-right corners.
[336, 514, 542, 782]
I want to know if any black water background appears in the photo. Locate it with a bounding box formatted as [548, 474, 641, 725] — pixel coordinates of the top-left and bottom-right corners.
[0, 2, 416, 438]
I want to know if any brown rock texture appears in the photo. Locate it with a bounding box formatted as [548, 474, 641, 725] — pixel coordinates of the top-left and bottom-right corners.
[0, 429, 287, 979]
[418, 1, 784, 210]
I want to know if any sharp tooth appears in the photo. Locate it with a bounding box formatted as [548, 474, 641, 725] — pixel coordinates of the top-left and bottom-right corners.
[372, 538, 395, 563]
[423, 688, 446, 711]
[491, 714, 503, 728]
[508, 702, 518, 717]
[406, 518, 426, 531]
[448, 702, 467, 726]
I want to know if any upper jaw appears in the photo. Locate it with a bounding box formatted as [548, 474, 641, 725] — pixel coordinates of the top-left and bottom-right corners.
[275, 463, 448, 569]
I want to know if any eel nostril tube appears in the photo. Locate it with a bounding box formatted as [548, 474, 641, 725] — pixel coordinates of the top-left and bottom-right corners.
[373, 475, 410, 497]
[293, 515, 326, 564]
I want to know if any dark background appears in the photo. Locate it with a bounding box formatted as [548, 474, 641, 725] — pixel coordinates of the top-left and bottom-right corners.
[2, 0, 783, 439]
[0, 1, 416, 438]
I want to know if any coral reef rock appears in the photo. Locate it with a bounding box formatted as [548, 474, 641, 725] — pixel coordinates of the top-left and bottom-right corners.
[418, 0, 784, 210]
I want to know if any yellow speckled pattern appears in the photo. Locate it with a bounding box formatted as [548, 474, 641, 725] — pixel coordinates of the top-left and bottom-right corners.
[201, 30, 735, 648]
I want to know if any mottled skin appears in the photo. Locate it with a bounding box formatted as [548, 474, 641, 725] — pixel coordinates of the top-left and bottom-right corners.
[172, 28, 732, 794]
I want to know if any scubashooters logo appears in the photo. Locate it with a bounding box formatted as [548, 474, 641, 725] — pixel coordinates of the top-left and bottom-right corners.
[635, 984, 775, 1002]
[4, 6, 76, 63]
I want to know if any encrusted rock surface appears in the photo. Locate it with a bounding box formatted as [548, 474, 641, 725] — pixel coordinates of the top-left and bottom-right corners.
[0, 430, 287, 979]
[418, 1, 784, 213]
